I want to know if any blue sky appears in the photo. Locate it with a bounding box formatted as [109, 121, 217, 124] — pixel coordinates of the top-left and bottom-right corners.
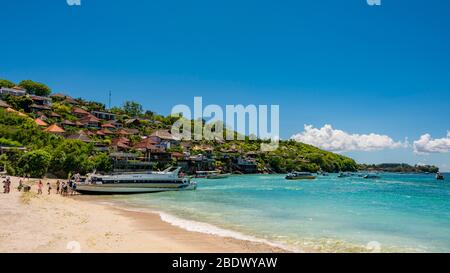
[1, 0, 449, 170]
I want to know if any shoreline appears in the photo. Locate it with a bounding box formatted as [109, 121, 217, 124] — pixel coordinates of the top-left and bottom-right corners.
[94, 200, 301, 253]
[0, 177, 288, 253]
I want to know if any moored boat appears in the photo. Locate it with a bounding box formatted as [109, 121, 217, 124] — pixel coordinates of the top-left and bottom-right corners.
[75, 167, 197, 195]
[363, 174, 381, 179]
[338, 172, 351, 178]
[285, 172, 316, 180]
[206, 173, 232, 179]
[436, 172, 445, 181]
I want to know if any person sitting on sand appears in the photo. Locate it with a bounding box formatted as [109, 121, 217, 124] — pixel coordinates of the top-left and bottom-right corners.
[47, 182, 52, 195]
[56, 180, 60, 194]
[37, 180, 43, 195]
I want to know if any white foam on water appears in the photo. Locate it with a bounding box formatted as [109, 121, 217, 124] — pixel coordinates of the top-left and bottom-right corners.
[156, 210, 302, 253]
[104, 202, 302, 252]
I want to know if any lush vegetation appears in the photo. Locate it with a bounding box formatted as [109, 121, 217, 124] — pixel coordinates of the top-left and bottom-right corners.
[0, 79, 15, 88]
[0, 108, 111, 178]
[194, 139, 358, 173]
[3, 94, 33, 112]
[358, 163, 439, 173]
[123, 101, 144, 117]
[18, 80, 51, 96]
[0, 77, 362, 177]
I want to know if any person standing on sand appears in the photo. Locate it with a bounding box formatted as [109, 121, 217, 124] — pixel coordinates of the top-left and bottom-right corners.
[37, 180, 43, 195]
[56, 180, 60, 194]
[72, 182, 77, 195]
[2, 179, 6, 194]
[6, 177, 11, 193]
[47, 182, 52, 195]
[18, 179, 24, 192]
[62, 182, 68, 197]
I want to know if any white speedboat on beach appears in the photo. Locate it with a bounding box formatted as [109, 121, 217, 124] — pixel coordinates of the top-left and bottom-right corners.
[76, 167, 197, 195]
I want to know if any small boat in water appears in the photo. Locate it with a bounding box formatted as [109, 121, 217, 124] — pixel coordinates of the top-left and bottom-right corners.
[436, 172, 445, 181]
[338, 172, 351, 178]
[195, 171, 219, 178]
[75, 167, 197, 195]
[363, 174, 381, 179]
[286, 172, 316, 180]
[206, 173, 232, 179]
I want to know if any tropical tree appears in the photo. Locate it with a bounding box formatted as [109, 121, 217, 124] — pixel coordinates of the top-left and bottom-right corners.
[0, 79, 15, 88]
[123, 101, 143, 117]
[3, 94, 33, 112]
[18, 80, 51, 96]
[92, 153, 113, 173]
[17, 150, 52, 178]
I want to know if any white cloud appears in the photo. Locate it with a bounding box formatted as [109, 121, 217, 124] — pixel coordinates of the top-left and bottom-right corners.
[291, 124, 407, 152]
[413, 132, 450, 154]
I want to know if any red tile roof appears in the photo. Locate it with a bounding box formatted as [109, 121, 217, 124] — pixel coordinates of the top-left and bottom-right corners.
[98, 128, 113, 135]
[34, 118, 48, 127]
[49, 111, 61, 118]
[80, 114, 100, 123]
[72, 107, 90, 116]
[0, 99, 11, 108]
[116, 129, 130, 135]
[6, 108, 28, 117]
[44, 124, 65, 133]
[134, 138, 159, 150]
[101, 123, 116, 128]
[171, 152, 184, 158]
[150, 130, 177, 140]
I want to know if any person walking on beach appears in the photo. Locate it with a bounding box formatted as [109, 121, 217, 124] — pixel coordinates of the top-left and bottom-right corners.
[37, 180, 43, 195]
[47, 182, 52, 195]
[2, 179, 8, 194]
[56, 180, 60, 194]
[71, 182, 77, 195]
[18, 179, 24, 192]
[6, 177, 11, 193]
[62, 182, 68, 197]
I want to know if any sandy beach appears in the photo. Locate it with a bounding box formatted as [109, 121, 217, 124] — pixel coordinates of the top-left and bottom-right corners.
[0, 177, 285, 253]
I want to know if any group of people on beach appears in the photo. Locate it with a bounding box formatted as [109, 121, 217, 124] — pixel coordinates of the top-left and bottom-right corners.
[36, 180, 78, 196]
[1, 176, 78, 196]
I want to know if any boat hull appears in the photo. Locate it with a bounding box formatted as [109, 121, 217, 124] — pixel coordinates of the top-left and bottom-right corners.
[285, 176, 316, 180]
[75, 182, 197, 195]
[206, 174, 231, 179]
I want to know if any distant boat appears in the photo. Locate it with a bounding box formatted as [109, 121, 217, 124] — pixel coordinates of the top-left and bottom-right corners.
[207, 173, 232, 179]
[75, 167, 197, 195]
[286, 172, 316, 180]
[436, 172, 445, 181]
[338, 172, 351, 178]
[195, 170, 220, 178]
[363, 174, 381, 179]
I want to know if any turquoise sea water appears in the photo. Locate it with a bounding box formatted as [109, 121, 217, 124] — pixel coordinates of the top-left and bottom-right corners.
[105, 173, 450, 253]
